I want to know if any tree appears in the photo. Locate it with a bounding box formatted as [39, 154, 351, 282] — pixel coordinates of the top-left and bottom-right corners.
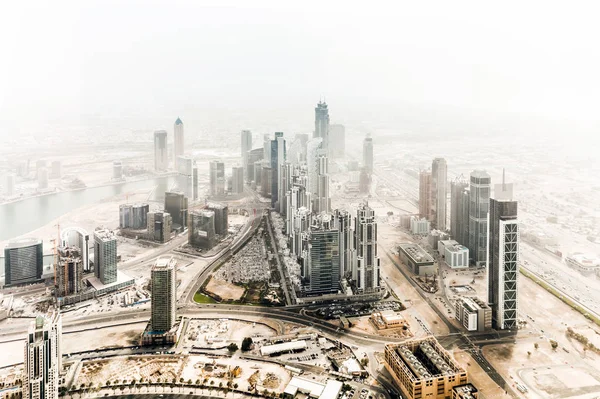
[210, 380, 215, 386]
[534, 343, 539, 350]
[241, 337, 253, 352]
[227, 343, 239, 352]
[219, 382, 223, 388]
[527, 351, 531, 357]
[550, 340, 558, 350]
[360, 357, 369, 367]
[233, 383, 239, 389]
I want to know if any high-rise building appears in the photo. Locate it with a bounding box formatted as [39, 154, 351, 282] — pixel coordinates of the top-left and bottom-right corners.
[50, 161, 61, 179]
[363, 134, 373, 174]
[487, 179, 518, 330]
[4, 173, 15, 196]
[314, 153, 330, 213]
[56, 246, 84, 297]
[93, 229, 117, 284]
[209, 160, 225, 197]
[37, 167, 49, 190]
[270, 132, 286, 210]
[188, 209, 216, 249]
[192, 163, 198, 201]
[431, 157, 448, 230]
[287, 134, 309, 166]
[468, 170, 491, 266]
[261, 164, 272, 198]
[154, 130, 168, 171]
[231, 166, 245, 195]
[241, 130, 252, 176]
[4, 238, 44, 286]
[206, 203, 228, 236]
[309, 217, 340, 295]
[113, 161, 123, 180]
[164, 191, 188, 230]
[329, 124, 345, 158]
[147, 211, 172, 243]
[334, 209, 354, 279]
[419, 170, 433, 221]
[306, 137, 324, 197]
[151, 257, 177, 332]
[450, 178, 470, 246]
[354, 203, 380, 292]
[23, 313, 62, 399]
[174, 118, 184, 165]
[314, 101, 330, 154]
[60, 227, 91, 272]
[246, 148, 264, 182]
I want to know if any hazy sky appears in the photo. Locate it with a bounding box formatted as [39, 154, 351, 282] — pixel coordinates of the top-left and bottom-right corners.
[1, 1, 600, 135]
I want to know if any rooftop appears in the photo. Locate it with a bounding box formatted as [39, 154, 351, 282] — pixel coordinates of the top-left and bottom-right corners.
[175, 117, 183, 125]
[87, 270, 134, 291]
[5, 238, 42, 249]
[398, 243, 434, 263]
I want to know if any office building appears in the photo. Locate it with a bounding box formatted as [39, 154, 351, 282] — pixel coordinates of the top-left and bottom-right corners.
[164, 191, 188, 230]
[314, 101, 330, 154]
[354, 203, 380, 292]
[487, 180, 519, 330]
[55, 246, 84, 297]
[334, 210, 354, 279]
[232, 166, 245, 195]
[188, 209, 216, 249]
[314, 154, 330, 213]
[154, 130, 168, 171]
[147, 211, 172, 243]
[119, 203, 149, 230]
[283, 377, 342, 399]
[113, 161, 123, 180]
[4, 238, 44, 286]
[50, 161, 61, 179]
[37, 167, 49, 190]
[241, 130, 252, 176]
[306, 137, 324, 197]
[261, 164, 272, 198]
[384, 338, 468, 399]
[431, 158, 447, 230]
[287, 134, 308, 166]
[410, 216, 430, 235]
[454, 297, 492, 332]
[363, 134, 373, 174]
[209, 160, 225, 197]
[270, 132, 286, 210]
[93, 229, 117, 284]
[469, 170, 491, 266]
[23, 313, 62, 399]
[174, 117, 184, 165]
[207, 202, 228, 236]
[192, 164, 198, 201]
[60, 227, 91, 272]
[450, 178, 470, 247]
[246, 148, 264, 182]
[4, 173, 15, 196]
[308, 217, 340, 295]
[329, 124, 345, 158]
[419, 170, 432, 221]
[441, 242, 469, 269]
[151, 257, 177, 332]
[398, 243, 435, 276]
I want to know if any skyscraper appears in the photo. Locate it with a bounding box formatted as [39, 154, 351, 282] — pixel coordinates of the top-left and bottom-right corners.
[150, 257, 176, 332]
[314, 101, 330, 153]
[329, 124, 345, 158]
[188, 209, 216, 249]
[93, 229, 117, 284]
[308, 213, 339, 294]
[419, 170, 433, 221]
[37, 167, 49, 190]
[4, 238, 44, 286]
[469, 170, 491, 266]
[487, 181, 518, 330]
[173, 118, 184, 166]
[154, 130, 168, 171]
[164, 191, 188, 230]
[241, 130, 252, 177]
[56, 246, 84, 297]
[147, 211, 172, 243]
[23, 313, 62, 399]
[192, 163, 198, 201]
[314, 153, 330, 213]
[450, 177, 470, 246]
[209, 160, 225, 197]
[306, 137, 323, 197]
[354, 203, 380, 293]
[232, 166, 245, 195]
[334, 209, 354, 280]
[270, 132, 286, 210]
[431, 157, 448, 230]
[363, 134, 373, 174]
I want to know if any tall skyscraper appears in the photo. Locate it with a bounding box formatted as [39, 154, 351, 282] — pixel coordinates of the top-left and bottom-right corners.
[173, 118, 184, 166]
[487, 180, 518, 330]
[354, 203, 380, 293]
[56, 246, 84, 297]
[241, 130, 252, 176]
[23, 313, 62, 399]
[363, 134, 373, 174]
[4, 238, 44, 286]
[147, 211, 172, 243]
[308, 213, 339, 294]
[314, 153, 330, 213]
[150, 257, 177, 332]
[450, 177, 470, 246]
[232, 166, 245, 194]
[164, 191, 188, 230]
[431, 157, 448, 230]
[270, 132, 286, 210]
[37, 167, 49, 190]
[314, 101, 330, 153]
[154, 130, 168, 171]
[209, 160, 225, 197]
[334, 209, 354, 279]
[469, 170, 491, 266]
[306, 137, 323, 197]
[93, 229, 117, 284]
[329, 124, 345, 158]
[419, 170, 433, 221]
[188, 209, 216, 249]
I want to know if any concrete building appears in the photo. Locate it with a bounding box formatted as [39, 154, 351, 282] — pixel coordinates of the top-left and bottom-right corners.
[308, 216, 340, 295]
[119, 203, 150, 230]
[164, 191, 188, 230]
[306, 137, 324, 197]
[154, 130, 168, 171]
[410, 216, 431, 235]
[56, 246, 84, 297]
[206, 202, 228, 236]
[419, 170, 432, 221]
[261, 164, 272, 198]
[431, 157, 447, 230]
[334, 209, 354, 280]
[241, 130, 252, 176]
[112, 161, 123, 180]
[147, 211, 172, 243]
[232, 166, 245, 195]
[246, 148, 264, 182]
[384, 338, 468, 399]
[363, 134, 373, 174]
[174, 117, 184, 165]
[314, 153, 330, 213]
[398, 243, 435, 276]
[23, 313, 62, 399]
[329, 124, 345, 158]
[209, 160, 225, 197]
[444, 244, 469, 269]
[487, 182, 519, 330]
[451, 178, 470, 246]
[454, 297, 492, 332]
[354, 203, 380, 292]
[192, 163, 198, 201]
[371, 310, 407, 330]
[60, 227, 91, 272]
[188, 209, 216, 250]
[150, 257, 176, 332]
[4, 238, 44, 287]
[469, 170, 491, 266]
[283, 377, 342, 399]
[452, 384, 479, 399]
[93, 229, 117, 284]
[271, 132, 286, 211]
[314, 101, 330, 154]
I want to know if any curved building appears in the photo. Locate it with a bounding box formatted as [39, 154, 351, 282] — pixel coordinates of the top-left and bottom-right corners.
[61, 227, 91, 272]
[4, 238, 43, 286]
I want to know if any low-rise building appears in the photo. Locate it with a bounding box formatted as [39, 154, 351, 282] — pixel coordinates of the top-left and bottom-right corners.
[398, 243, 435, 276]
[452, 383, 479, 399]
[454, 297, 491, 332]
[410, 216, 430, 235]
[283, 377, 343, 399]
[260, 340, 307, 356]
[441, 241, 469, 269]
[371, 310, 408, 330]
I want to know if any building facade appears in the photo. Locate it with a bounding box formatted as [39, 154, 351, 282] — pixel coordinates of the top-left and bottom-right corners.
[241, 130, 252, 177]
[93, 229, 117, 284]
[4, 238, 44, 286]
[450, 179, 470, 247]
[363, 134, 373, 174]
[154, 130, 168, 171]
[314, 101, 330, 154]
[56, 246, 84, 297]
[232, 166, 245, 195]
[147, 211, 172, 243]
[150, 257, 177, 332]
[164, 191, 188, 230]
[188, 210, 216, 249]
[209, 160, 225, 197]
[354, 203, 380, 292]
[174, 118, 184, 165]
[469, 170, 491, 266]
[309, 225, 340, 295]
[431, 158, 447, 230]
[419, 170, 432, 221]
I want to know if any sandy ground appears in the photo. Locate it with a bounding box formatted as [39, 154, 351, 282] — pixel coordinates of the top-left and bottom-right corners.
[180, 319, 275, 349]
[452, 349, 511, 399]
[205, 277, 245, 301]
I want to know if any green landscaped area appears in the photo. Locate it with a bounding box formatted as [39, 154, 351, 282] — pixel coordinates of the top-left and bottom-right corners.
[193, 292, 217, 304]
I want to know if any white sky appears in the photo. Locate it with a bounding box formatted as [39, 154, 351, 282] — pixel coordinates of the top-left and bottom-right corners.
[1, 1, 600, 136]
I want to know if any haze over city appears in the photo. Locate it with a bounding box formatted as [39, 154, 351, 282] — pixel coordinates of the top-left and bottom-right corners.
[0, 2, 599, 399]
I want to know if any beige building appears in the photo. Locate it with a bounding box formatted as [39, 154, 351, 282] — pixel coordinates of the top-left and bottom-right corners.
[370, 310, 408, 330]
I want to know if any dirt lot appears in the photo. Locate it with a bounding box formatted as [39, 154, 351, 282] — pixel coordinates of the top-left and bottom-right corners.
[452, 349, 510, 399]
[205, 276, 245, 301]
